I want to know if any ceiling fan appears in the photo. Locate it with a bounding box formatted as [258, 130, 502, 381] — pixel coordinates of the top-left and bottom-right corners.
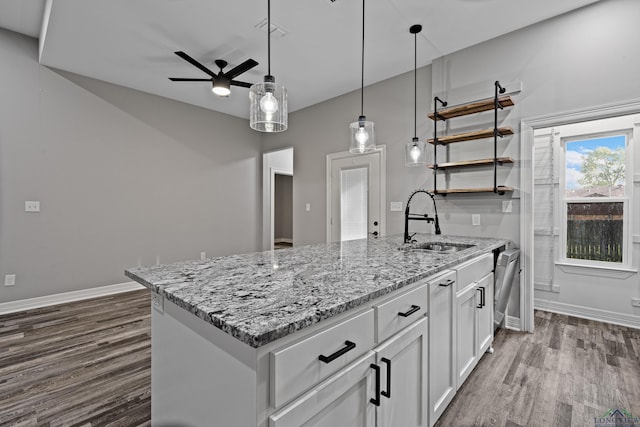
[169, 51, 258, 97]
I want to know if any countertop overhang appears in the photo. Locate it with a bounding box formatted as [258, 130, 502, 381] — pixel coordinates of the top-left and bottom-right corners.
[125, 234, 508, 348]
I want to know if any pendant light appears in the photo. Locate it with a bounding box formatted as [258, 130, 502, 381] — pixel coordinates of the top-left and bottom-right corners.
[250, 0, 288, 132]
[349, 0, 375, 154]
[405, 24, 427, 166]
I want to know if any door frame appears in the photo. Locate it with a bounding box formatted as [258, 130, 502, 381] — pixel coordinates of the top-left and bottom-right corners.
[325, 146, 386, 243]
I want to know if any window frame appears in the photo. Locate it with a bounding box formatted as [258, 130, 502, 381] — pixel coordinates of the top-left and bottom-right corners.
[557, 119, 634, 269]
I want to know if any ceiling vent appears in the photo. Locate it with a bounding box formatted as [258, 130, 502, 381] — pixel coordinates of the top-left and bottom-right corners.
[254, 18, 288, 39]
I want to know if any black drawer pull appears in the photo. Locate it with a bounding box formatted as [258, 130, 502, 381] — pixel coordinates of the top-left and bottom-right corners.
[477, 287, 486, 308]
[381, 357, 391, 398]
[398, 305, 421, 318]
[439, 279, 455, 287]
[319, 340, 356, 364]
[370, 363, 381, 406]
[480, 286, 486, 307]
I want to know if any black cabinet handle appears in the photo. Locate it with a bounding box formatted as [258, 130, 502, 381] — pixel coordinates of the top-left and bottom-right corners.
[477, 287, 486, 308]
[398, 305, 420, 318]
[381, 357, 391, 398]
[439, 279, 455, 287]
[318, 340, 356, 363]
[480, 286, 486, 307]
[319, 340, 356, 364]
[370, 363, 381, 406]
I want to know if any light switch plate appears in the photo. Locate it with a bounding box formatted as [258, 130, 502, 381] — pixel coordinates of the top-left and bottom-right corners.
[4, 274, 16, 287]
[25, 201, 40, 212]
[305, 203, 311, 212]
[502, 201, 513, 213]
[390, 202, 402, 212]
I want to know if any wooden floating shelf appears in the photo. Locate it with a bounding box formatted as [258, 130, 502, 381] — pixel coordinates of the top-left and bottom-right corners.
[427, 127, 514, 145]
[435, 186, 514, 195]
[427, 157, 514, 170]
[428, 96, 514, 121]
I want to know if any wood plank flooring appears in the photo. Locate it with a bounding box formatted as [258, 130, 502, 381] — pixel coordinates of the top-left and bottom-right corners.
[0, 290, 151, 426]
[436, 310, 640, 427]
[2, 291, 639, 426]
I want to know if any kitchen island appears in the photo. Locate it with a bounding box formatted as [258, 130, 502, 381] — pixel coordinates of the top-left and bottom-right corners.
[126, 234, 509, 427]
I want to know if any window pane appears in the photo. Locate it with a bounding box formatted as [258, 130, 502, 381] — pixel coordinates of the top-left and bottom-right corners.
[340, 167, 368, 241]
[566, 202, 623, 263]
[565, 135, 625, 198]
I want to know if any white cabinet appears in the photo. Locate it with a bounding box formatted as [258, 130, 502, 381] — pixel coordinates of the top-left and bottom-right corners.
[427, 270, 456, 426]
[456, 282, 479, 387]
[456, 271, 495, 388]
[269, 351, 377, 427]
[374, 317, 428, 427]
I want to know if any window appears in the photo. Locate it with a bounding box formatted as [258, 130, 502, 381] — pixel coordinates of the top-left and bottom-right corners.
[558, 118, 634, 268]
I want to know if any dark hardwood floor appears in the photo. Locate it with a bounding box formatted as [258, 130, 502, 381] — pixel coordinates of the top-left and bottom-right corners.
[0, 290, 151, 426]
[1, 291, 639, 426]
[436, 310, 640, 427]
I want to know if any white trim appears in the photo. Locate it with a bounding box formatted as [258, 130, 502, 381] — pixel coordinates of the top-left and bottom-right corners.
[505, 315, 521, 331]
[556, 262, 637, 279]
[0, 281, 145, 315]
[534, 282, 561, 293]
[535, 298, 640, 330]
[325, 146, 387, 243]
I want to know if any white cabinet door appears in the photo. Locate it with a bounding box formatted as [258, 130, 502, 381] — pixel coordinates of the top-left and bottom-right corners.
[374, 317, 428, 427]
[476, 273, 494, 355]
[456, 283, 479, 389]
[427, 271, 456, 426]
[269, 351, 377, 427]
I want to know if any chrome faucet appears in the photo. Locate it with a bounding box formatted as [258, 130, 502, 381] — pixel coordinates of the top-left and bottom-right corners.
[404, 189, 442, 243]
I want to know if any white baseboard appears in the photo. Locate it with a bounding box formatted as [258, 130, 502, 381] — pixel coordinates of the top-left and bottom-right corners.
[505, 315, 521, 331]
[0, 281, 146, 316]
[535, 298, 640, 329]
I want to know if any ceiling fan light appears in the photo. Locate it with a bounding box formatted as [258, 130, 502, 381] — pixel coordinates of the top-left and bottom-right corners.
[250, 78, 288, 132]
[405, 137, 427, 166]
[212, 79, 231, 97]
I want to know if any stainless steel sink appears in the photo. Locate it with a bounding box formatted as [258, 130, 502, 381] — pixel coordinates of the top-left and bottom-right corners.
[402, 242, 475, 253]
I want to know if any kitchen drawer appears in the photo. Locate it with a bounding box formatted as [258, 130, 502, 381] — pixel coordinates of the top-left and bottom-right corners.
[269, 309, 374, 408]
[374, 283, 428, 343]
[456, 253, 493, 292]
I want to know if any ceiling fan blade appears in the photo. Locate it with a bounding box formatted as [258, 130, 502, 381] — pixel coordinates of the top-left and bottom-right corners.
[224, 59, 259, 80]
[174, 51, 217, 78]
[169, 78, 213, 81]
[230, 80, 253, 88]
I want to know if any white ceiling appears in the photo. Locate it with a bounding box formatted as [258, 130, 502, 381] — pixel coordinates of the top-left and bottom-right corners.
[1, 0, 600, 119]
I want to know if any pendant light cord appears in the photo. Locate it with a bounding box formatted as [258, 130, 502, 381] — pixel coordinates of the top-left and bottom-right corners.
[360, 0, 365, 116]
[267, 0, 271, 76]
[413, 30, 417, 138]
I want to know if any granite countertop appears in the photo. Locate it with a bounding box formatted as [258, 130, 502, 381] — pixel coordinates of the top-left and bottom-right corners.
[125, 234, 508, 348]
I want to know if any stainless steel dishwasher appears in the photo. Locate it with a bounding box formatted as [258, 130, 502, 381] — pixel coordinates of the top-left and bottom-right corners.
[493, 248, 520, 330]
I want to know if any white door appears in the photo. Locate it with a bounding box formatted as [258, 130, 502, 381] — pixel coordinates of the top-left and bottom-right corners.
[374, 317, 428, 427]
[327, 148, 386, 243]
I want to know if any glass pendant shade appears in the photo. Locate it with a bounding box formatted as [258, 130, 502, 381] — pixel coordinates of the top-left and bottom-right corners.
[405, 137, 427, 166]
[250, 77, 288, 132]
[349, 116, 375, 153]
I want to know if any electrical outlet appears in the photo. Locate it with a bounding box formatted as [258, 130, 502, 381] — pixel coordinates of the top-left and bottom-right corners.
[152, 292, 164, 313]
[472, 214, 481, 226]
[502, 201, 513, 213]
[25, 201, 40, 212]
[200, 252, 206, 260]
[390, 202, 403, 212]
[4, 274, 16, 287]
[305, 203, 311, 212]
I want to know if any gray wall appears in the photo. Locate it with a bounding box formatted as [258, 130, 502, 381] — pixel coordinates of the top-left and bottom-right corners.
[263, 66, 433, 246]
[0, 29, 262, 302]
[274, 174, 292, 241]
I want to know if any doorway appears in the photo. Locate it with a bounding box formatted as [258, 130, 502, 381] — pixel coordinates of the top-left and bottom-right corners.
[274, 173, 293, 249]
[263, 148, 293, 250]
[326, 147, 386, 243]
